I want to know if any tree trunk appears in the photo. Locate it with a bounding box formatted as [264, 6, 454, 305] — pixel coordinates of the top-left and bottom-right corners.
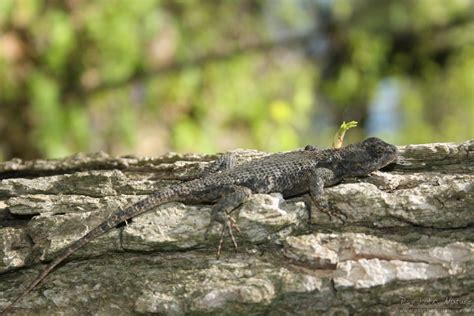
[0, 141, 473, 315]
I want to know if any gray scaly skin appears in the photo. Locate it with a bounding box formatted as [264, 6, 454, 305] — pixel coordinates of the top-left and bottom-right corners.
[1, 137, 397, 314]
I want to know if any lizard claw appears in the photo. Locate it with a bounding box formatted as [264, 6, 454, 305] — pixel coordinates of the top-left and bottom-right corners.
[320, 206, 347, 223]
[226, 215, 239, 251]
[228, 216, 241, 234]
[308, 195, 346, 224]
[216, 224, 226, 259]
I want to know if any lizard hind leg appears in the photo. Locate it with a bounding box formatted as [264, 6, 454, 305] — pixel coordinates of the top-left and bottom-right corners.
[204, 185, 251, 259]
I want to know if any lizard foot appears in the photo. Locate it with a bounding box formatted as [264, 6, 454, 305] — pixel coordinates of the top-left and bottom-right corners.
[319, 206, 347, 223]
[308, 194, 347, 224]
[205, 211, 243, 259]
[216, 214, 241, 259]
[203, 185, 250, 258]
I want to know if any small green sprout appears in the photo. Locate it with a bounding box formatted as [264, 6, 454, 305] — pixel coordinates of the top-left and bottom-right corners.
[333, 121, 358, 148]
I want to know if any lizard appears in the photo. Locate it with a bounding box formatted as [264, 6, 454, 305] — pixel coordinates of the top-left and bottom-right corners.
[0, 137, 397, 314]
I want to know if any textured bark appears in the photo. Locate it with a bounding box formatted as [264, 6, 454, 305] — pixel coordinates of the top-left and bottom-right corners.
[0, 140, 473, 315]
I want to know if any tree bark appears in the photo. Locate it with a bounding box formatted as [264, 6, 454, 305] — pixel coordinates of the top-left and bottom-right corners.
[0, 140, 473, 315]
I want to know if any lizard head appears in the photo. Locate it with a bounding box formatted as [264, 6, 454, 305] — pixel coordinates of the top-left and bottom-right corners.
[341, 137, 398, 176]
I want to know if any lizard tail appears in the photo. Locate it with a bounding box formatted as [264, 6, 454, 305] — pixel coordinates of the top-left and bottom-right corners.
[1, 187, 177, 314]
[1, 232, 96, 315]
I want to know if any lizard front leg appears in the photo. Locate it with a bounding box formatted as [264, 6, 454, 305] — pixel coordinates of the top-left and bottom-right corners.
[204, 185, 252, 258]
[308, 168, 346, 223]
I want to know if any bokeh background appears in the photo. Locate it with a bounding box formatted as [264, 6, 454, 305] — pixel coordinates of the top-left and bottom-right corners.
[1, 0, 473, 161]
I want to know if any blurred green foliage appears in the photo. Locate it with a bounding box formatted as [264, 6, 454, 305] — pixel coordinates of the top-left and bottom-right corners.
[0, 0, 472, 160]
